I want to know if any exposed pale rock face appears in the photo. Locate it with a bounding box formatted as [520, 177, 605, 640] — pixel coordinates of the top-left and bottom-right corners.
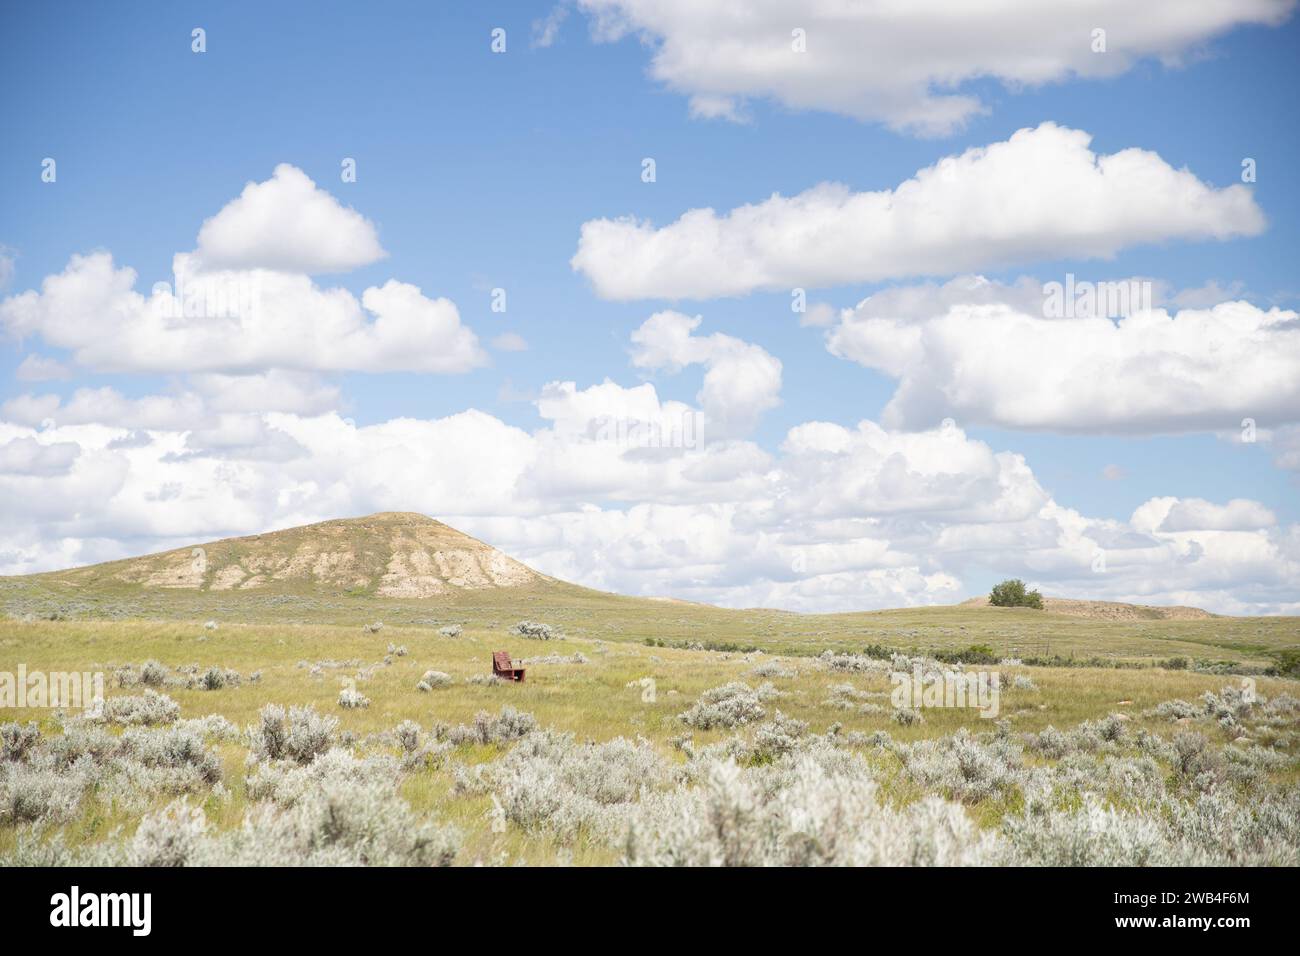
[48, 512, 547, 598]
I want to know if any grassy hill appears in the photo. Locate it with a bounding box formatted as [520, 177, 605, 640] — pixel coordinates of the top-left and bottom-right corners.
[36, 512, 554, 597]
[960, 595, 1215, 621]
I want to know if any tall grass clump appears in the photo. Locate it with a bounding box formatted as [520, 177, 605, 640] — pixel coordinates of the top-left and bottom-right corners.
[623, 756, 998, 866]
[441, 707, 537, 746]
[248, 705, 337, 764]
[48, 783, 462, 867]
[678, 682, 767, 730]
[337, 687, 371, 709]
[100, 691, 181, 726]
[457, 730, 674, 841]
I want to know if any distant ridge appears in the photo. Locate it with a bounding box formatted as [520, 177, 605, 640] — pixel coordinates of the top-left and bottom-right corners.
[37, 512, 554, 598]
[960, 595, 1215, 621]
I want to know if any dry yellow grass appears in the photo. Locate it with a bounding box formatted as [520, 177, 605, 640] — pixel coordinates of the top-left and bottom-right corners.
[4, 615, 1296, 862]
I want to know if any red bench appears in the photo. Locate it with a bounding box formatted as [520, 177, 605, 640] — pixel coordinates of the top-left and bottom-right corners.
[492, 651, 525, 682]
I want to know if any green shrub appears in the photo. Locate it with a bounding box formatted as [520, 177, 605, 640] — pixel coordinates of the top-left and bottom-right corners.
[934, 644, 999, 665]
[988, 579, 1043, 609]
[1268, 649, 1300, 679]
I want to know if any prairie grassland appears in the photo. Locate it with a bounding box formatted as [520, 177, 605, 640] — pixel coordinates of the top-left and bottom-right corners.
[5, 574, 1298, 665]
[5, 617, 1294, 739]
[2, 613, 1299, 866]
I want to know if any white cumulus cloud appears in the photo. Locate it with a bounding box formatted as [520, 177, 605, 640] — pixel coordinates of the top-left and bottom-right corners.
[572, 124, 1264, 300]
[0, 436, 81, 476]
[1134, 497, 1277, 533]
[630, 311, 782, 436]
[574, 0, 1295, 135]
[827, 277, 1300, 433]
[195, 164, 386, 274]
[0, 252, 486, 375]
[1, 165, 485, 376]
[15, 354, 71, 382]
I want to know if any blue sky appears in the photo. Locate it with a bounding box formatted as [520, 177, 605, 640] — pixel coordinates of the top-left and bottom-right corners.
[2, 1, 1298, 612]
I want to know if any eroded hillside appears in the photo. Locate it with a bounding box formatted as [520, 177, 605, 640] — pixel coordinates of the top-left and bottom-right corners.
[42, 512, 550, 598]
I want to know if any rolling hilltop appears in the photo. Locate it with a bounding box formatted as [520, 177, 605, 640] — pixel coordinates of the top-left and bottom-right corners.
[2, 512, 1295, 666]
[959, 596, 1215, 621]
[42, 512, 555, 598]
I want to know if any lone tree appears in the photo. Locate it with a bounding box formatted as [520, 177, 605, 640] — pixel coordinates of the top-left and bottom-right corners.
[989, 578, 1044, 609]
